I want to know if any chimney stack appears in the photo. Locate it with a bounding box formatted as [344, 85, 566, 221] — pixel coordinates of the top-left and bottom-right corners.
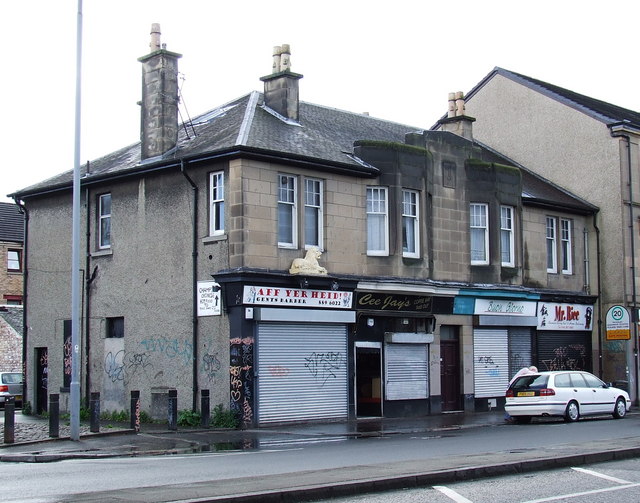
[438, 91, 475, 141]
[138, 24, 182, 160]
[260, 44, 303, 122]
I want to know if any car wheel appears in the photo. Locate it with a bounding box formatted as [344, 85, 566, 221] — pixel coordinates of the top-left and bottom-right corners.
[613, 397, 627, 419]
[564, 401, 580, 422]
[514, 416, 532, 424]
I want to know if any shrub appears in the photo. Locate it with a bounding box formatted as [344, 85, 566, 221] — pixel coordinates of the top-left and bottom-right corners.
[177, 409, 201, 427]
[211, 404, 239, 429]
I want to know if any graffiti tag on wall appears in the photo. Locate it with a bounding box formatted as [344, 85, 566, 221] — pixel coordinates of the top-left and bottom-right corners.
[230, 337, 253, 427]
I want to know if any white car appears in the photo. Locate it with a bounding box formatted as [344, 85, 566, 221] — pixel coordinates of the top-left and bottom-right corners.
[505, 370, 631, 423]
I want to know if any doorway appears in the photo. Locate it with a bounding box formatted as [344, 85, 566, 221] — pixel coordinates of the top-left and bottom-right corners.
[355, 343, 382, 417]
[35, 347, 48, 414]
[440, 326, 461, 411]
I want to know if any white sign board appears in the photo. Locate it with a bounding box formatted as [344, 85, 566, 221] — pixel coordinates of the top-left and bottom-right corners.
[606, 305, 630, 340]
[537, 302, 594, 331]
[474, 299, 536, 316]
[197, 281, 221, 316]
[243, 285, 353, 309]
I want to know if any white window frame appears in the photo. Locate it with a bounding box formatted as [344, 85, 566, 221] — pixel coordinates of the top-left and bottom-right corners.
[98, 193, 111, 250]
[500, 205, 515, 267]
[561, 218, 572, 274]
[304, 178, 323, 250]
[402, 189, 420, 258]
[546, 217, 557, 273]
[367, 186, 389, 256]
[7, 249, 21, 272]
[278, 174, 297, 248]
[470, 203, 489, 265]
[209, 171, 225, 236]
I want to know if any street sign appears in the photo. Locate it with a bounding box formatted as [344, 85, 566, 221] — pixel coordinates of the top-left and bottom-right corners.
[606, 305, 630, 340]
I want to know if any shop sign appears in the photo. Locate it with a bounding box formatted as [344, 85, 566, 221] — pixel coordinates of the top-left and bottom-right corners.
[606, 305, 630, 340]
[537, 302, 594, 331]
[474, 299, 536, 317]
[197, 281, 221, 316]
[355, 292, 433, 313]
[243, 286, 353, 309]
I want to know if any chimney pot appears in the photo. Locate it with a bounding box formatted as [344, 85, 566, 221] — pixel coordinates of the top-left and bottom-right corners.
[150, 23, 162, 52]
[272, 45, 282, 73]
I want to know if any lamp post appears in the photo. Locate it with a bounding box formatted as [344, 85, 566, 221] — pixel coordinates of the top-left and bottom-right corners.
[70, 0, 83, 441]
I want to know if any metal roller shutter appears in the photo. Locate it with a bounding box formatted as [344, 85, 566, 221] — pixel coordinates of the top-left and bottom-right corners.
[537, 331, 591, 372]
[385, 343, 428, 400]
[473, 328, 509, 398]
[257, 323, 348, 424]
[508, 327, 532, 377]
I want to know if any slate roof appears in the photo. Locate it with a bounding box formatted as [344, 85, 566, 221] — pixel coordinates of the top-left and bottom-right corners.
[466, 67, 640, 130]
[9, 88, 595, 215]
[0, 202, 24, 243]
[0, 305, 23, 335]
[10, 92, 419, 198]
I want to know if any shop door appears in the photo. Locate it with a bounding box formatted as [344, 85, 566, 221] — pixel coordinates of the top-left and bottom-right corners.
[35, 347, 48, 414]
[355, 343, 382, 417]
[441, 340, 461, 411]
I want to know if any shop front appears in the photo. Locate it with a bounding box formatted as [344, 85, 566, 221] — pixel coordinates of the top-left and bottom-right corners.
[535, 301, 594, 372]
[353, 290, 454, 418]
[470, 297, 539, 410]
[217, 273, 358, 427]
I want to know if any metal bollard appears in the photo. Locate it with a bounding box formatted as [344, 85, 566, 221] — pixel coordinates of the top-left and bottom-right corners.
[130, 390, 140, 432]
[168, 389, 177, 431]
[200, 389, 210, 428]
[49, 394, 59, 438]
[90, 392, 100, 433]
[3, 396, 15, 444]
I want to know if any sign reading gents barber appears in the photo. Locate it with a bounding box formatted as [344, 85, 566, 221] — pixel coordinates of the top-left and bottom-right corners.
[243, 286, 353, 309]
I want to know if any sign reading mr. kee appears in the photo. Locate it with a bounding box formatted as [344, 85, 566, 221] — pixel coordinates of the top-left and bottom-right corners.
[243, 286, 353, 309]
[537, 302, 593, 331]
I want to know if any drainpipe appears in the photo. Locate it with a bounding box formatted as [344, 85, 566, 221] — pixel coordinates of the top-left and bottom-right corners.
[593, 214, 603, 378]
[180, 159, 199, 411]
[623, 136, 639, 403]
[84, 186, 92, 404]
[13, 198, 28, 407]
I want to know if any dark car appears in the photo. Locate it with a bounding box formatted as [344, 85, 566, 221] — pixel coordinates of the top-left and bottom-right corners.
[0, 372, 23, 407]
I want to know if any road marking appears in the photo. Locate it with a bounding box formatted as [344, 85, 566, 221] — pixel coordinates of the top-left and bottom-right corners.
[433, 485, 474, 502]
[571, 466, 633, 484]
[521, 483, 639, 503]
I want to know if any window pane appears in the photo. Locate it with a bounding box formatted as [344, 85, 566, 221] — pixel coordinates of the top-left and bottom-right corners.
[546, 217, 556, 272]
[304, 179, 322, 248]
[99, 194, 112, 249]
[561, 219, 572, 273]
[367, 187, 388, 254]
[402, 190, 419, 256]
[500, 206, 513, 266]
[7, 250, 20, 271]
[278, 175, 297, 246]
[210, 172, 225, 234]
[470, 203, 488, 263]
[471, 228, 486, 261]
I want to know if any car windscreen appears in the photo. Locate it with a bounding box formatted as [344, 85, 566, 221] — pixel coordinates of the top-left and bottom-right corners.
[510, 374, 548, 390]
[1, 373, 22, 384]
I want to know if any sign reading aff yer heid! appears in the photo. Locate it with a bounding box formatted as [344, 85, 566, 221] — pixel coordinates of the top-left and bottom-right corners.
[197, 281, 221, 316]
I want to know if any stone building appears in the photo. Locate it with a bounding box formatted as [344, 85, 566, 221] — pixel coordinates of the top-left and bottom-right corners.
[10, 30, 597, 424]
[0, 202, 24, 306]
[457, 68, 640, 399]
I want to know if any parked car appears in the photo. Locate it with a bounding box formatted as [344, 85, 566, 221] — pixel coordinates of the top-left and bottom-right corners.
[505, 370, 630, 423]
[0, 372, 23, 407]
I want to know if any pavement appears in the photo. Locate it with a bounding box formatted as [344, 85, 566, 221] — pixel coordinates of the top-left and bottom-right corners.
[2, 409, 640, 503]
